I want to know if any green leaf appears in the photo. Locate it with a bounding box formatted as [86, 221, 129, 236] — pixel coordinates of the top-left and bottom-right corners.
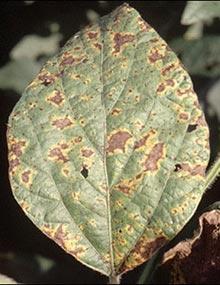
[0, 274, 17, 284]
[207, 80, 220, 121]
[10, 34, 62, 61]
[7, 4, 210, 277]
[181, 1, 220, 25]
[170, 36, 220, 77]
[0, 59, 41, 93]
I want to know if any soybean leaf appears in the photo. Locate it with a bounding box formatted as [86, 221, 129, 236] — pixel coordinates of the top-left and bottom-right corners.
[181, 1, 220, 25]
[0, 274, 17, 284]
[10, 34, 62, 61]
[0, 59, 41, 94]
[158, 209, 220, 284]
[7, 4, 210, 278]
[170, 36, 220, 77]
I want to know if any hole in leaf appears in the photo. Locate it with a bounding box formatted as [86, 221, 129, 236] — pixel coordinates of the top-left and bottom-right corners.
[174, 164, 182, 172]
[81, 167, 88, 178]
[187, 124, 198, 133]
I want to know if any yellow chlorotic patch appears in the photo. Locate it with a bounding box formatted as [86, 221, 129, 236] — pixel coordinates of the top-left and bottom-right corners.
[20, 200, 30, 212]
[71, 191, 80, 202]
[88, 219, 97, 227]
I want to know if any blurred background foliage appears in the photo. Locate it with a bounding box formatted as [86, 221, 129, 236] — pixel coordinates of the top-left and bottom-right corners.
[0, 1, 219, 284]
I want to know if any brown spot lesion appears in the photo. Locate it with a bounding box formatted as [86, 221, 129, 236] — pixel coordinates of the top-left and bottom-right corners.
[21, 170, 31, 183]
[157, 79, 175, 94]
[119, 235, 167, 274]
[175, 163, 206, 177]
[48, 147, 69, 163]
[60, 51, 87, 67]
[111, 108, 122, 116]
[196, 114, 207, 127]
[107, 130, 132, 154]
[81, 148, 94, 158]
[148, 49, 164, 63]
[113, 32, 135, 54]
[74, 136, 83, 144]
[20, 200, 30, 212]
[38, 73, 55, 86]
[9, 140, 26, 157]
[179, 112, 189, 121]
[47, 90, 64, 106]
[9, 158, 20, 173]
[137, 16, 152, 32]
[142, 143, 165, 171]
[115, 172, 144, 196]
[161, 63, 176, 76]
[147, 43, 166, 64]
[52, 117, 74, 130]
[53, 224, 69, 249]
[87, 31, 98, 39]
[134, 134, 150, 150]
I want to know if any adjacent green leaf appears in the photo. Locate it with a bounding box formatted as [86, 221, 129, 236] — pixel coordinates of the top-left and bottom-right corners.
[7, 4, 210, 277]
[0, 59, 41, 93]
[10, 34, 62, 61]
[181, 1, 220, 25]
[170, 36, 220, 77]
[0, 274, 17, 284]
[207, 80, 220, 121]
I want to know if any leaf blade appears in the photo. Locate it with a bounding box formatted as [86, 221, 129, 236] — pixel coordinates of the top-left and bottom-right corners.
[7, 4, 210, 276]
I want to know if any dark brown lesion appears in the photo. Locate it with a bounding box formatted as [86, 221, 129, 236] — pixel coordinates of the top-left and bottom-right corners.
[113, 32, 135, 53]
[142, 143, 164, 171]
[107, 130, 132, 153]
[52, 117, 73, 130]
